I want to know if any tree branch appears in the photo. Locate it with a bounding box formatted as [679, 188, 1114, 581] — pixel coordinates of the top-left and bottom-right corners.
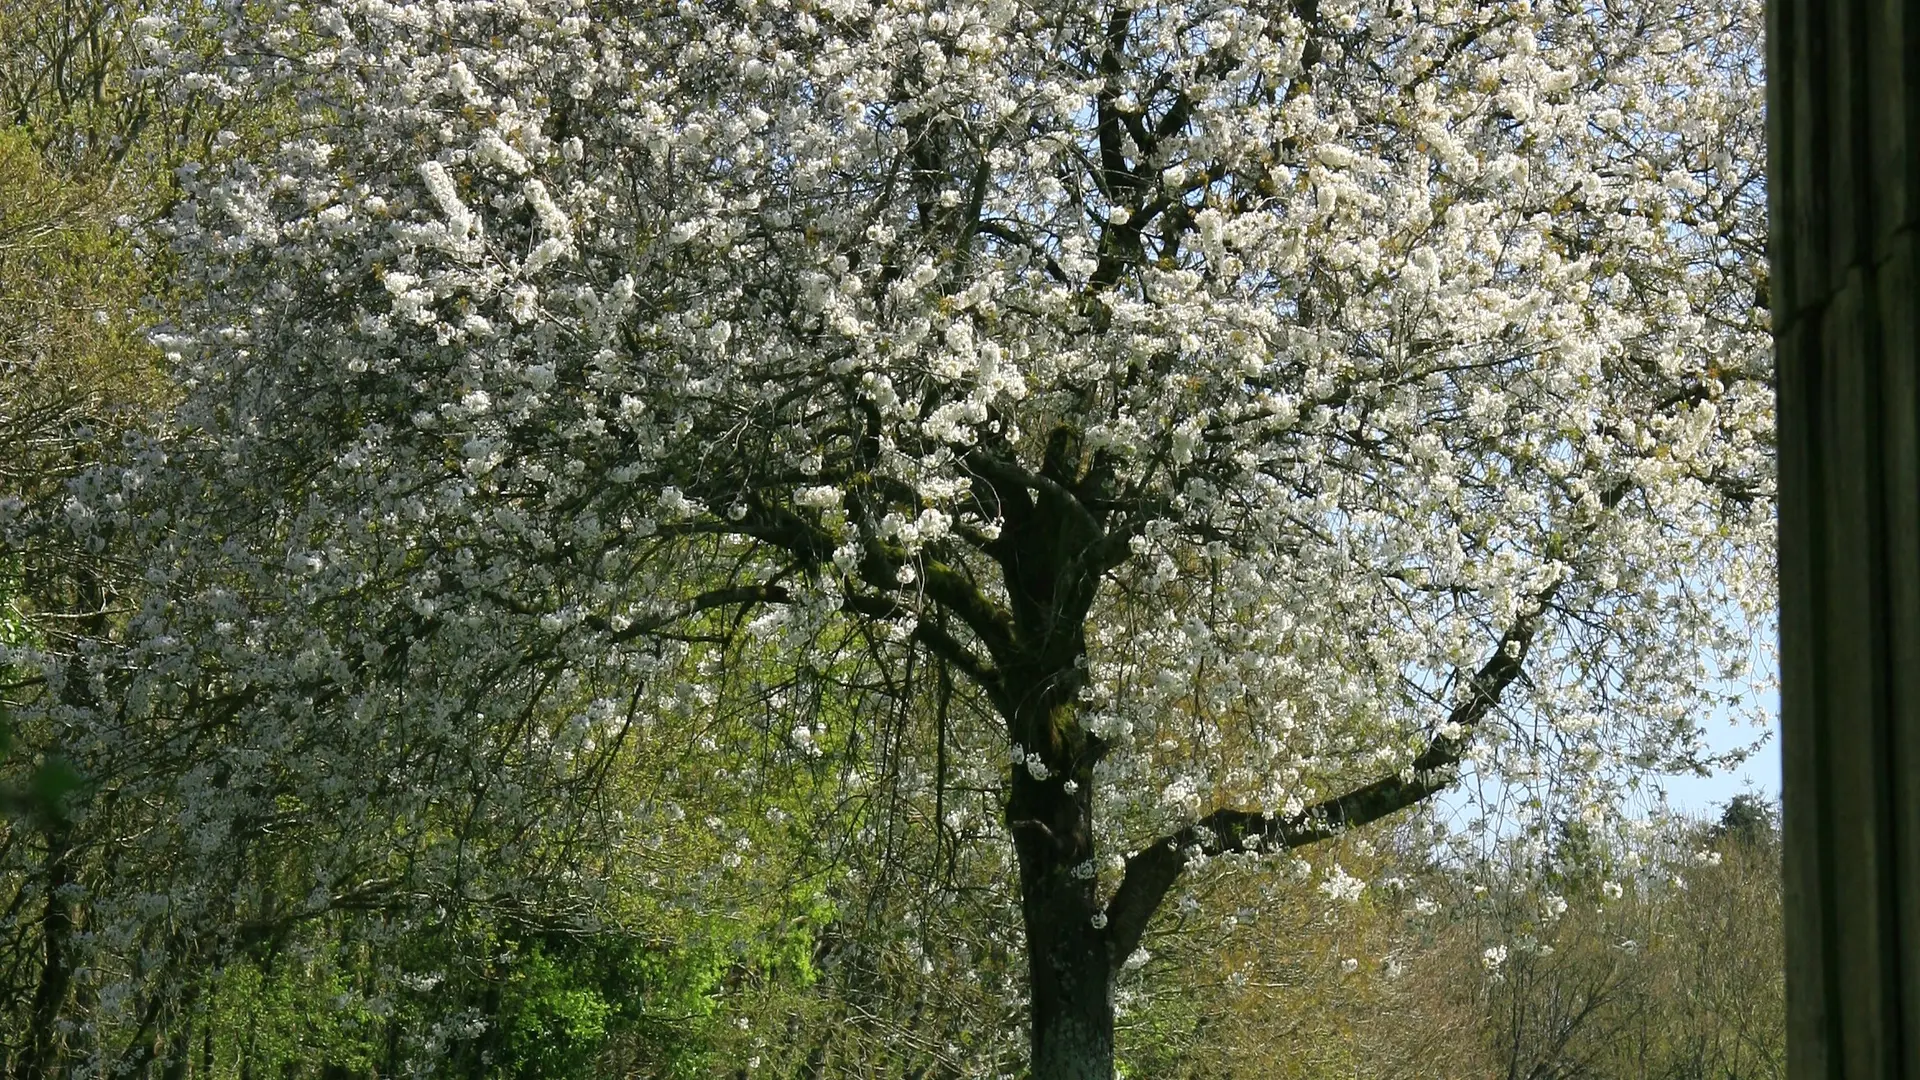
[1103, 599, 1551, 957]
[839, 588, 1003, 698]
[733, 499, 1020, 664]
[594, 584, 794, 645]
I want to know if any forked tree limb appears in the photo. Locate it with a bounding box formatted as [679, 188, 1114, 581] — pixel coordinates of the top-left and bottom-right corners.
[1103, 602, 1548, 959]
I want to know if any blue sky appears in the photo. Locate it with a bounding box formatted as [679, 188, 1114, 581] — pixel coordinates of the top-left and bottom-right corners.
[1427, 665, 1781, 840]
[1651, 616, 1781, 818]
[1650, 683, 1779, 817]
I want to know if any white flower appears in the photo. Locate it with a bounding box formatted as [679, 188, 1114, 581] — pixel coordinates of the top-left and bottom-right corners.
[475, 130, 530, 175]
[658, 487, 698, 518]
[523, 237, 573, 275]
[794, 485, 843, 509]
[914, 507, 951, 541]
[1318, 864, 1366, 904]
[507, 285, 539, 324]
[416, 160, 480, 256]
[524, 178, 573, 241]
[1313, 144, 1357, 168]
[446, 61, 484, 103]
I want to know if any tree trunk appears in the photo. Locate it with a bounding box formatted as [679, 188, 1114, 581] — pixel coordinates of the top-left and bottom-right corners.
[22, 824, 74, 1080]
[1009, 757, 1114, 1080]
[1023, 916, 1114, 1080]
[996, 451, 1120, 1079]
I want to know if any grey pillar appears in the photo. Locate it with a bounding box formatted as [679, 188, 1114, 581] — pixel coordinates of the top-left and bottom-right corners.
[1771, 1, 1920, 1077]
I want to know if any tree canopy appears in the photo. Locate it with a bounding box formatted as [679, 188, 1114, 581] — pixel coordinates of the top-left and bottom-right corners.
[1, 0, 1773, 1075]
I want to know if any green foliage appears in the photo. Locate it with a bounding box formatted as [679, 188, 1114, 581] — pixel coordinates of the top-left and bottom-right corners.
[170, 898, 830, 1080]
[497, 942, 619, 1078]
[0, 556, 80, 822]
[1713, 793, 1778, 848]
[506, 918, 820, 1080]
[200, 956, 383, 1079]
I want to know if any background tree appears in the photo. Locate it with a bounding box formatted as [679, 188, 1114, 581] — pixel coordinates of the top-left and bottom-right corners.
[0, 1, 190, 1068]
[1461, 801, 1783, 1080]
[0, 5, 796, 1074]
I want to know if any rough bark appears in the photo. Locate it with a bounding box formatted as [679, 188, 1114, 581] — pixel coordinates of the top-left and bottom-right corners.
[1011, 766, 1115, 1080]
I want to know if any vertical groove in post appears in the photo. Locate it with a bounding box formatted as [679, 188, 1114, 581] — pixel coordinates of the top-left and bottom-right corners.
[1769, 0, 1815, 1074]
[1881, 230, 1920, 1080]
[1772, 0, 1920, 1076]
